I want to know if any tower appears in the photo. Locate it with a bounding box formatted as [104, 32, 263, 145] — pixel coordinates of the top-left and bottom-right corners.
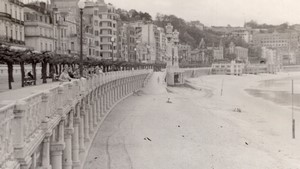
[165, 23, 184, 86]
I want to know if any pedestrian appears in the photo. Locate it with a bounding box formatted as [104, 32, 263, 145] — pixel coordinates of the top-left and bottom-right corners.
[27, 71, 34, 80]
[59, 65, 72, 82]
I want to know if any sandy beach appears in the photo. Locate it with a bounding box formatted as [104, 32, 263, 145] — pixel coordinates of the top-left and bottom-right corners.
[85, 72, 300, 169]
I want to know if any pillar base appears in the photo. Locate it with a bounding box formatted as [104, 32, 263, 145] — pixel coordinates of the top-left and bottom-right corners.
[72, 161, 81, 169]
[37, 165, 52, 169]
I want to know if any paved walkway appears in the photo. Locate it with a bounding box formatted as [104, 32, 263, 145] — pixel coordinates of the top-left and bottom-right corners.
[84, 72, 213, 169]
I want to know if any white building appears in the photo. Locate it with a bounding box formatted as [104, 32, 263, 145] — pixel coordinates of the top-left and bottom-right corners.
[0, 0, 25, 46]
[24, 2, 54, 52]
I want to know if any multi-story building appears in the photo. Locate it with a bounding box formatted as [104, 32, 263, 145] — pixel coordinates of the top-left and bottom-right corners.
[229, 42, 248, 63]
[253, 31, 299, 65]
[124, 23, 136, 62]
[212, 40, 224, 60]
[97, 0, 119, 60]
[83, 0, 100, 58]
[178, 44, 191, 62]
[231, 28, 252, 43]
[253, 31, 299, 49]
[24, 2, 54, 52]
[156, 27, 166, 62]
[0, 0, 25, 46]
[191, 38, 212, 64]
[133, 21, 157, 63]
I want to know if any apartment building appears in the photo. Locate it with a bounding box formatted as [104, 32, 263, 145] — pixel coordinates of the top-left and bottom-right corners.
[0, 0, 25, 46]
[24, 2, 54, 52]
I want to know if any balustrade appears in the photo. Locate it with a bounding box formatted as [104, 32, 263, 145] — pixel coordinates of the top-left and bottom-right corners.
[0, 69, 152, 169]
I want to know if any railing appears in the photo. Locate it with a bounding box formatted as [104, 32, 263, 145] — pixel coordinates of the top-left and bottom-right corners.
[0, 12, 12, 20]
[0, 103, 16, 167]
[0, 69, 151, 168]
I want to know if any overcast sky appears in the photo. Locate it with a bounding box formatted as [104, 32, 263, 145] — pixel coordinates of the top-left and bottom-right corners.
[98, 0, 300, 26]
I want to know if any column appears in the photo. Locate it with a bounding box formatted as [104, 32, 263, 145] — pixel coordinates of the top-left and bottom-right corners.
[63, 112, 74, 169]
[105, 86, 110, 111]
[39, 136, 51, 169]
[96, 95, 101, 121]
[50, 144, 64, 169]
[84, 104, 90, 142]
[93, 99, 98, 126]
[50, 121, 65, 169]
[72, 112, 80, 169]
[79, 106, 85, 158]
[30, 153, 36, 169]
[88, 103, 94, 134]
[100, 94, 104, 117]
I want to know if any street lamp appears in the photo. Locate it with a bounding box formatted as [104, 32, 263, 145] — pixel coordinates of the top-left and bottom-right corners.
[111, 37, 115, 61]
[78, 1, 85, 77]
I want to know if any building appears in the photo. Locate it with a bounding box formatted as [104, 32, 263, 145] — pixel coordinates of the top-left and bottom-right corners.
[96, 0, 118, 60]
[211, 60, 244, 75]
[24, 2, 54, 52]
[132, 21, 158, 63]
[231, 28, 252, 43]
[189, 21, 204, 31]
[212, 40, 224, 60]
[229, 42, 249, 63]
[190, 38, 212, 64]
[253, 31, 299, 65]
[125, 23, 136, 62]
[0, 0, 25, 46]
[178, 44, 191, 63]
[253, 31, 299, 49]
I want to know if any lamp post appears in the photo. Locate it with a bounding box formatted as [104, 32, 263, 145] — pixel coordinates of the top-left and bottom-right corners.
[78, 2, 85, 77]
[111, 37, 115, 61]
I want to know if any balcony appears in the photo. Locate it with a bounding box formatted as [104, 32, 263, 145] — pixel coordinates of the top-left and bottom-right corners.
[11, 18, 24, 25]
[0, 12, 12, 21]
[9, 0, 24, 7]
[0, 36, 25, 45]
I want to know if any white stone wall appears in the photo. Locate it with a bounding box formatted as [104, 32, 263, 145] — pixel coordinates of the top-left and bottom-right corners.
[0, 69, 152, 169]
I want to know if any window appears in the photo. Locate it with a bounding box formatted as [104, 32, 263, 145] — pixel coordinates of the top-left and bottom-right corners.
[50, 44, 52, 51]
[89, 48, 91, 55]
[41, 42, 43, 51]
[45, 43, 48, 51]
[5, 4, 7, 13]
[40, 16, 43, 22]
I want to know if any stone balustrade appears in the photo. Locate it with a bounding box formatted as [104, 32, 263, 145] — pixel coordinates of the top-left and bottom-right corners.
[0, 69, 152, 169]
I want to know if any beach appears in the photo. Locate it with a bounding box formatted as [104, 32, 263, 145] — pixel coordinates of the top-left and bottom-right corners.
[85, 72, 300, 169]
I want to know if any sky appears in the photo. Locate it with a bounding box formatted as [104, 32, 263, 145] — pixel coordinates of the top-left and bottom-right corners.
[97, 0, 300, 27]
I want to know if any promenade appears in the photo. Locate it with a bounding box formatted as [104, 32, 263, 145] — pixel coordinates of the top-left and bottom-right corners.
[84, 72, 300, 169]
